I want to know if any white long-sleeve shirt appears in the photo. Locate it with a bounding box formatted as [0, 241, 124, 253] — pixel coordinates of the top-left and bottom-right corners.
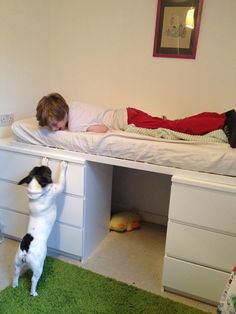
[68, 102, 128, 132]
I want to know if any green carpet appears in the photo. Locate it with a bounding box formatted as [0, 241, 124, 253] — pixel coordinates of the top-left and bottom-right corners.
[0, 257, 209, 314]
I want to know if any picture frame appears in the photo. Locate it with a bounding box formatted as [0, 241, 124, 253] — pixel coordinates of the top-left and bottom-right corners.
[153, 0, 204, 59]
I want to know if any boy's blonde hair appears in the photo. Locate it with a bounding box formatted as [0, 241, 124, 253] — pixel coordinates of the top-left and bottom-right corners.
[36, 93, 69, 127]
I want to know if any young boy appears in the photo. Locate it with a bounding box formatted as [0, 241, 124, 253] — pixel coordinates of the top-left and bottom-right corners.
[36, 92, 236, 147]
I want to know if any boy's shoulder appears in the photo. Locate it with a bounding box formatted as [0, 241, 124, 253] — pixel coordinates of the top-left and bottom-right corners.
[69, 101, 95, 109]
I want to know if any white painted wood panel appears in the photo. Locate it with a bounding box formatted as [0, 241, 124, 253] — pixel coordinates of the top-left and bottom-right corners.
[0, 181, 84, 227]
[56, 193, 84, 227]
[65, 162, 85, 196]
[0, 150, 85, 196]
[166, 221, 236, 272]
[0, 208, 83, 258]
[169, 176, 236, 235]
[163, 256, 229, 304]
[48, 222, 83, 257]
[0, 208, 28, 239]
[48, 159, 85, 196]
[0, 181, 28, 214]
[83, 162, 113, 261]
[0, 150, 41, 182]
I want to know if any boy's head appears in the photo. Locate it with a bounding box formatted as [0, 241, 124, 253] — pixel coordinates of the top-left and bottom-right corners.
[36, 93, 69, 131]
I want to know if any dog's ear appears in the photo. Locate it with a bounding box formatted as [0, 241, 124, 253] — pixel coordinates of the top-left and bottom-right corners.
[18, 166, 53, 187]
[18, 175, 32, 185]
[18, 166, 38, 185]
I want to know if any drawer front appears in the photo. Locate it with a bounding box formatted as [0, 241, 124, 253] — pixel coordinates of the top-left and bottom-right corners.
[0, 208, 83, 258]
[0, 150, 40, 182]
[57, 194, 84, 227]
[0, 150, 85, 196]
[166, 221, 236, 272]
[0, 181, 84, 228]
[0, 181, 28, 214]
[48, 160, 85, 196]
[163, 256, 229, 304]
[169, 180, 236, 234]
[0, 208, 28, 239]
[48, 222, 83, 258]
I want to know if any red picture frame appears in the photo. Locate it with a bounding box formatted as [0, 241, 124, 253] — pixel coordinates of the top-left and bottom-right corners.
[153, 0, 204, 59]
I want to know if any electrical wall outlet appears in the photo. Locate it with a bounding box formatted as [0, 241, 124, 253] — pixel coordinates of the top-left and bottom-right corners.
[0, 113, 14, 127]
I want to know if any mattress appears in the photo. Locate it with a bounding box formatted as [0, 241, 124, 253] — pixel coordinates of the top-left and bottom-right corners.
[11, 117, 236, 177]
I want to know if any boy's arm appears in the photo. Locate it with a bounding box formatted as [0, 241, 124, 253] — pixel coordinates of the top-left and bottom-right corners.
[86, 125, 109, 133]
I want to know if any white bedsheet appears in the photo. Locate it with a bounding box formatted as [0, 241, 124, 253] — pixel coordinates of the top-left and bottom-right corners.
[11, 117, 236, 177]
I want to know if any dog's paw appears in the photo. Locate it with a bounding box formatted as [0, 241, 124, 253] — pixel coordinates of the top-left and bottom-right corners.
[30, 291, 38, 297]
[12, 281, 18, 288]
[41, 157, 49, 166]
[60, 161, 68, 170]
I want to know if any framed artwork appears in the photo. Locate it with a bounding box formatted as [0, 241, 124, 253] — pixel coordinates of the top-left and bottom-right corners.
[153, 0, 204, 59]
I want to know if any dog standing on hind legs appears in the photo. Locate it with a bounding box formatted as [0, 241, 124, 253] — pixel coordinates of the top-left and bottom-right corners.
[12, 158, 67, 296]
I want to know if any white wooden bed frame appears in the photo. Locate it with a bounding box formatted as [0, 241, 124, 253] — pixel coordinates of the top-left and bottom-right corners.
[1, 136, 236, 304]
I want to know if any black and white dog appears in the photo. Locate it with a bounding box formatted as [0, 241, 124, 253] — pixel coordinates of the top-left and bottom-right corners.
[12, 158, 67, 296]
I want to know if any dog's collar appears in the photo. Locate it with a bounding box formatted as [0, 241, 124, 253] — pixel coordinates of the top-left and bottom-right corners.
[27, 184, 52, 200]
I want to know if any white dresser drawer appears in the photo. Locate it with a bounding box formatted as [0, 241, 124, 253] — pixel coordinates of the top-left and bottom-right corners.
[48, 160, 85, 196]
[0, 208, 28, 239]
[57, 194, 83, 227]
[169, 176, 236, 234]
[0, 181, 28, 214]
[166, 221, 236, 272]
[0, 150, 85, 196]
[0, 150, 40, 182]
[163, 256, 229, 304]
[48, 223, 83, 257]
[0, 208, 83, 258]
[0, 181, 84, 228]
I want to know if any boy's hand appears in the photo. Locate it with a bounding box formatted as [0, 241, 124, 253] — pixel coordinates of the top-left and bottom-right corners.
[86, 124, 109, 133]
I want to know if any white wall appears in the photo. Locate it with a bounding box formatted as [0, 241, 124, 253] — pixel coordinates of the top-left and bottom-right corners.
[1, 0, 236, 121]
[112, 167, 171, 224]
[0, 0, 50, 122]
[49, 0, 236, 118]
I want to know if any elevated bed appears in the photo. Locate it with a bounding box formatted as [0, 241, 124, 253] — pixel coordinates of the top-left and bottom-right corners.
[11, 117, 236, 176]
[1, 117, 236, 304]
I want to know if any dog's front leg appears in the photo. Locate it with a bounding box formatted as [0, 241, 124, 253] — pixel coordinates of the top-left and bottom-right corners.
[41, 157, 49, 166]
[54, 161, 67, 194]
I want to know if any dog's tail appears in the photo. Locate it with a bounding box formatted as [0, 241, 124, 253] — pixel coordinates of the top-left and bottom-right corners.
[20, 233, 33, 251]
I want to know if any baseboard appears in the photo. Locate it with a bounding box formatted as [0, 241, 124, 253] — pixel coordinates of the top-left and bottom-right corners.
[140, 210, 167, 226]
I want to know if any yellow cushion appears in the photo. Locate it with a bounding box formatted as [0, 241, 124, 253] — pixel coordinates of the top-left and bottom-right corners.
[109, 211, 141, 232]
